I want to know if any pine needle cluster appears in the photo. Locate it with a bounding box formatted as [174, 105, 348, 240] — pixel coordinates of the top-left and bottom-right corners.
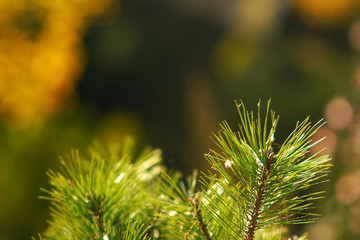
[35, 100, 331, 240]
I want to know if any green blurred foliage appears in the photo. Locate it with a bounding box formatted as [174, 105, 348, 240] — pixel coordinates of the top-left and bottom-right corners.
[0, 111, 94, 239]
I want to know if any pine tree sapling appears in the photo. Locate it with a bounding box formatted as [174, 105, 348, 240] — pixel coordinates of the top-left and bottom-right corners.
[38, 141, 164, 239]
[199, 100, 331, 239]
[36, 100, 331, 239]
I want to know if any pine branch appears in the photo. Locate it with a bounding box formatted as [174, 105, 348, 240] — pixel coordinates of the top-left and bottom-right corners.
[85, 193, 106, 239]
[184, 220, 197, 239]
[155, 171, 202, 240]
[36, 100, 330, 240]
[144, 205, 161, 238]
[38, 140, 163, 240]
[201, 99, 331, 239]
[123, 221, 153, 240]
[190, 193, 212, 240]
[245, 147, 274, 240]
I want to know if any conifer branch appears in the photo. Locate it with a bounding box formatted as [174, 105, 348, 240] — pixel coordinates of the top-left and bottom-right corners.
[85, 193, 106, 239]
[184, 220, 196, 239]
[145, 205, 161, 238]
[245, 147, 274, 240]
[201, 99, 331, 239]
[36, 100, 330, 240]
[37, 142, 163, 240]
[190, 192, 212, 240]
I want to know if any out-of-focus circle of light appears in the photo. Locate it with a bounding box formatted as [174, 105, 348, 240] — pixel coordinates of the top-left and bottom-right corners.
[325, 97, 354, 130]
[339, 137, 360, 166]
[351, 114, 360, 139]
[310, 126, 337, 156]
[308, 220, 337, 240]
[232, 0, 281, 38]
[335, 172, 360, 205]
[349, 21, 360, 52]
[294, 0, 354, 25]
[349, 203, 360, 234]
[353, 65, 360, 90]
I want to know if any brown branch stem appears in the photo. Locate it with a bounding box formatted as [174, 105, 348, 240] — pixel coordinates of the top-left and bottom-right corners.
[145, 206, 161, 238]
[184, 221, 196, 240]
[190, 192, 212, 240]
[86, 193, 106, 239]
[244, 147, 274, 240]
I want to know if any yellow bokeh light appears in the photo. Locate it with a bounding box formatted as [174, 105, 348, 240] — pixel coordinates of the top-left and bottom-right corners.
[336, 171, 360, 205]
[325, 97, 353, 130]
[212, 34, 257, 79]
[294, 0, 358, 25]
[0, 0, 116, 127]
[310, 126, 337, 156]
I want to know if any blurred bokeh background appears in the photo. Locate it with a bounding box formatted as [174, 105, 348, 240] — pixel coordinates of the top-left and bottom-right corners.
[1, 0, 360, 239]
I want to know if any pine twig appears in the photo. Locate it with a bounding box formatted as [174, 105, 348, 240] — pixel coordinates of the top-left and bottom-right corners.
[189, 192, 212, 240]
[184, 220, 197, 240]
[145, 205, 161, 238]
[86, 193, 106, 239]
[245, 147, 274, 240]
